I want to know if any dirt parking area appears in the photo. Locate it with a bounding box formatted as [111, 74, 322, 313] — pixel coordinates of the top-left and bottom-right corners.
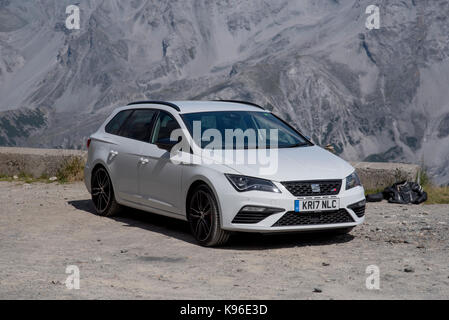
[0, 181, 448, 299]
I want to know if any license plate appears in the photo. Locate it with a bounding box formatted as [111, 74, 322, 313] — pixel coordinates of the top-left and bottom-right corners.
[294, 198, 340, 212]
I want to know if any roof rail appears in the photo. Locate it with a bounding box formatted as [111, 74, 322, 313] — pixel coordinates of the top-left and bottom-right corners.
[127, 100, 181, 112]
[213, 100, 265, 110]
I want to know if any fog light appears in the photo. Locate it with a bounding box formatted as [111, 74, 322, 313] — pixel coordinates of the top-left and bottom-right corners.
[349, 199, 366, 208]
[240, 206, 284, 214]
[232, 206, 285, 224]
[348, 199, 366, 218]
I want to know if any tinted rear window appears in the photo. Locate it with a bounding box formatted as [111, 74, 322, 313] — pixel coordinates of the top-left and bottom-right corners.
[105, 110, 133, 135]
[120, 109, 158, 142]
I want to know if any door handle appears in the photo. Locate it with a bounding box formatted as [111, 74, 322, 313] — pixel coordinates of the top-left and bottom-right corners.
[139, 157, 149, 165]
[109, 150, 118, 160]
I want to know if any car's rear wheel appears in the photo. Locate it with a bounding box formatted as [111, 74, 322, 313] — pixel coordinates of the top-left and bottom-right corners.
[187, 184, 230, 247]
[91, 167, 121, 217]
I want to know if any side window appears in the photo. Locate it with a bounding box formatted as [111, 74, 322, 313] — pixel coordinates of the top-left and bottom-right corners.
[105, 110, 133, 135]
[120, 109, 157, 142]
[151, 111, 181, 144]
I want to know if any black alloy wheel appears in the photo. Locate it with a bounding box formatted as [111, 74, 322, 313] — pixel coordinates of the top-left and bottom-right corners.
[91, 167, 121, 217]
[188, 184, 230, 246]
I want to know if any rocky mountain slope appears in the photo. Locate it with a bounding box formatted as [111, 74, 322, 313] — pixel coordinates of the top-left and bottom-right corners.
[0, 0, 448, 184]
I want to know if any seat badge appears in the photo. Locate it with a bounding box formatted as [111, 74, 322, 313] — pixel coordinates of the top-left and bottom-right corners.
[311, 184, 321, 193]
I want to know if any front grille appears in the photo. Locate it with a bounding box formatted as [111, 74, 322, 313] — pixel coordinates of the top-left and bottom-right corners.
[272, 209, 354, 227]
[281, 180, 342, 197]
[348, 201, 366, 218]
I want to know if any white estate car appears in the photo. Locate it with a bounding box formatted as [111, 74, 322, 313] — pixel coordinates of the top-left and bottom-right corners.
[84, 100, 365, 246]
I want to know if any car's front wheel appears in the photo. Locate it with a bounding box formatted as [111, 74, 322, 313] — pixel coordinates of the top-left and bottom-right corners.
[187, 184, 230, 247]
[91, 167, 122, 217]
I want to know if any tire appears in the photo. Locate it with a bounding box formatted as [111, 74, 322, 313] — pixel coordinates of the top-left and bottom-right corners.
[91, 167, 122, 217]
[366, 192, 384, 202]
[187, 184, 230, 247]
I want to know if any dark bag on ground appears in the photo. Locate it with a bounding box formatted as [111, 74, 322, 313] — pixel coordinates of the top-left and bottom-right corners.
[366, 181, 427, 204]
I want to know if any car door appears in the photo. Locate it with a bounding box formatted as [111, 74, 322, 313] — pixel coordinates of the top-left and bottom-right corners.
[108, 109, 157, 204]
[138, 110, 183, 215]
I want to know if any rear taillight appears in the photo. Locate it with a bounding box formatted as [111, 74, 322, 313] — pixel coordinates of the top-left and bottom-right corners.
[87, 138, 91, 149]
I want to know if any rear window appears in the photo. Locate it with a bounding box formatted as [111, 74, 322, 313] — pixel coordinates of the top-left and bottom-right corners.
[120, 109, 158, 142]
[105, 110, 133, 135]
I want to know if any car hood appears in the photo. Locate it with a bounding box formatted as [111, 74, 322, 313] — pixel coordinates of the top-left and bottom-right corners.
[219, 146, 355, 182]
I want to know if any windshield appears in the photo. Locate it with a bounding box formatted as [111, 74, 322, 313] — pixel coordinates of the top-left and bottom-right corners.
[181, 111, 311, 149]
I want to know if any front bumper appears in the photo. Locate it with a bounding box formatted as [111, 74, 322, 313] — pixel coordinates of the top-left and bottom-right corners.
[218, 181, 365, 233]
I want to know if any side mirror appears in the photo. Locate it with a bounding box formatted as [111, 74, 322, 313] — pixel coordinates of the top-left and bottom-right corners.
[155, 136, 182, 152]
[156, 140, 177, 151]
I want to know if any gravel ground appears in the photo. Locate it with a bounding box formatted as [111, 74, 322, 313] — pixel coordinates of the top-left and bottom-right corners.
[0, 181, 448, 300]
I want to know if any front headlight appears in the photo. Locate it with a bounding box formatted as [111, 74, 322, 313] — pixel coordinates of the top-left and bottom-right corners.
[345, 171, 362, 190]
[225, 174, 281, 193]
